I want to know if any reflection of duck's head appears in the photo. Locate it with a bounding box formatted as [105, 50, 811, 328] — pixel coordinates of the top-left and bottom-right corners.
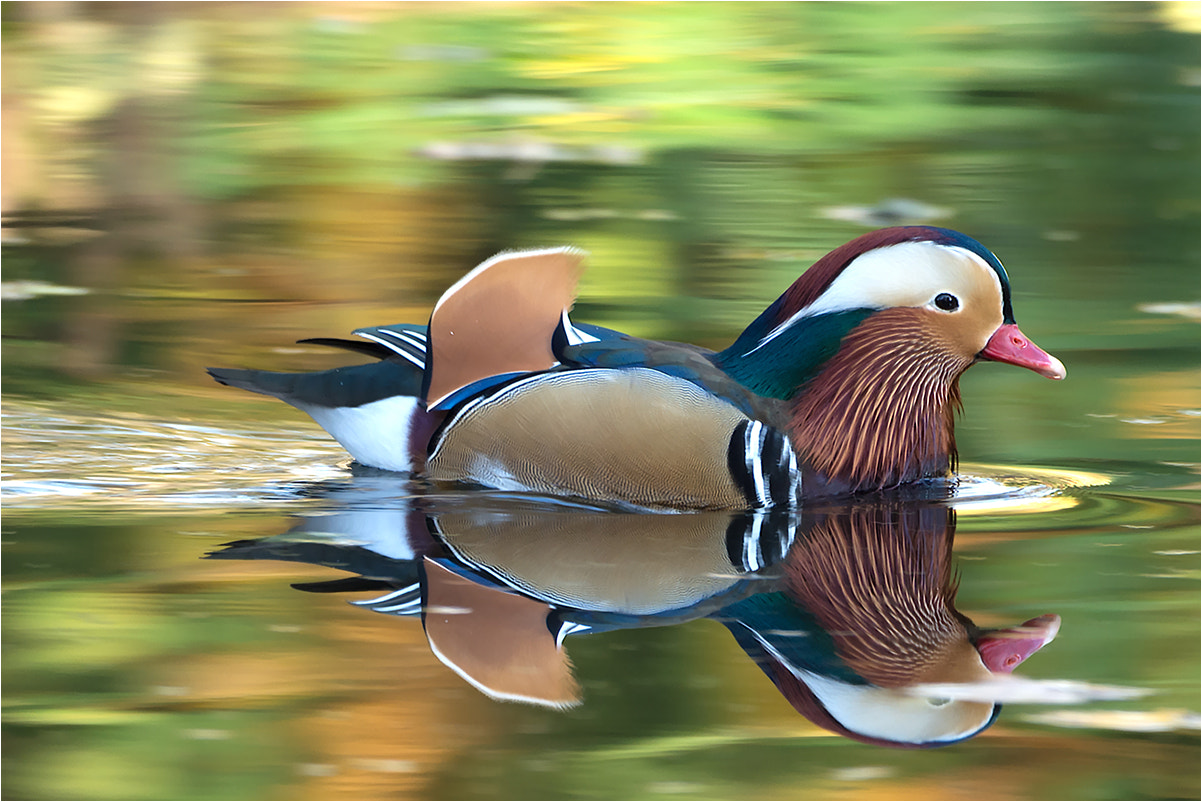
[722, 505, 1059, 747]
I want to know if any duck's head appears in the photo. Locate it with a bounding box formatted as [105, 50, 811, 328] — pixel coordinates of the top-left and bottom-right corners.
[717, 227, 1064, 491]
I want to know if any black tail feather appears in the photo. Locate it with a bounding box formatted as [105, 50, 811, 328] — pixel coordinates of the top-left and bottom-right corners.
[298, 337, 394, 360]
[206, 360, 424, 408]
[292, 576, 399, 594]
[205, 366, 298, 399]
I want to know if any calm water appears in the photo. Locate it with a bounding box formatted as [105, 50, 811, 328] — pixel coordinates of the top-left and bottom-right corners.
[3, 4, 1199, 800]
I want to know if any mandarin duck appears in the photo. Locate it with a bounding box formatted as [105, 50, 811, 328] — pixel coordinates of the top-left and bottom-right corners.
[208, 227, 1065, 509]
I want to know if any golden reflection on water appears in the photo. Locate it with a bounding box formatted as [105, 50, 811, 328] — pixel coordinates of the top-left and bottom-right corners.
[952, 464, 1112, 516]
[1111, 369, 1202, 440]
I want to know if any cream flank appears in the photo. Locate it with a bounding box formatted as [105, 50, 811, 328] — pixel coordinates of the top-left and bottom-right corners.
[427, 367, 754, 509]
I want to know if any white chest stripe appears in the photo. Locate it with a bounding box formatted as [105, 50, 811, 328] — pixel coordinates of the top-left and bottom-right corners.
[744, 420, 769, 507]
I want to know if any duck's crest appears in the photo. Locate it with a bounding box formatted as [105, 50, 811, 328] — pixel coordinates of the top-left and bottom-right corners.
[716, 226, 1012, 401]
[780, 228, 939, 312]
[424, 247, 587, 408]
[757, 226, 1012, 339]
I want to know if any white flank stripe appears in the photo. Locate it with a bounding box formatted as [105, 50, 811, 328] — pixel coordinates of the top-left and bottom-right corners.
[780, 440, 800, 504]
[744, 513, 765, 572]
[744, 420, 768, 507]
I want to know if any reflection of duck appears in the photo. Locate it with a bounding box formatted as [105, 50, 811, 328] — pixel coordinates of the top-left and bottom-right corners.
[206, 488, 1057, 746]
[722, 504, 1059, 747]
[209, 227, 1063, 509]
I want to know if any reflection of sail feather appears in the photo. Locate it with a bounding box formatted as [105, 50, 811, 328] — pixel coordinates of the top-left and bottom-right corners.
[422, 559, 581, 709]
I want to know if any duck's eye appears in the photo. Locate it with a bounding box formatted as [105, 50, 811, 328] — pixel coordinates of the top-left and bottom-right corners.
[934, 293, 960, 312]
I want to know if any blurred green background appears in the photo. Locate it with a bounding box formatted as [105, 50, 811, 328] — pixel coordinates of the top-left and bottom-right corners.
[2, 2, 1198, 800]
[3, 1, 1197, 391]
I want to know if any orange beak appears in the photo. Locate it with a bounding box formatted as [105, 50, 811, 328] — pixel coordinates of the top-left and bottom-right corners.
[980, 323, 1066, 380]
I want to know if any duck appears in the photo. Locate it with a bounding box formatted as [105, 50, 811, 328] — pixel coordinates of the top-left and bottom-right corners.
[208, 226, 1065, 510]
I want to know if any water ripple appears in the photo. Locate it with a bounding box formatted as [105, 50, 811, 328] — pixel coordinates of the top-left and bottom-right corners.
[2, 405, 348, 509]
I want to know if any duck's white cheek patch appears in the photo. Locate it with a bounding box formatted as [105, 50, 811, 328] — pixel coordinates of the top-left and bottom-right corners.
[803, 242, 984, 317]
[940, 245, 1005, 302]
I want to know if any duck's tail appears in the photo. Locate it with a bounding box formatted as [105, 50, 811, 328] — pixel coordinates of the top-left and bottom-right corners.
[207, 334, 432, 473]
[206, 360, 422, 408]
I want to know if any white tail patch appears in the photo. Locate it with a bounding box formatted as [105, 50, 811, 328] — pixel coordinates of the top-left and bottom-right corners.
[298, 395, 421, 473]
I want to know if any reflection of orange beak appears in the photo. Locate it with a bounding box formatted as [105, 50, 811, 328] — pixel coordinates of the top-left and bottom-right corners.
[976, 613, 1062, 673]
[980, 323, 1066, 380]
